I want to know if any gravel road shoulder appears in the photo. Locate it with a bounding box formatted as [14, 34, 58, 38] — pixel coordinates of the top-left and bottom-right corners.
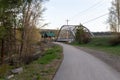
[76, 46, 120, 72]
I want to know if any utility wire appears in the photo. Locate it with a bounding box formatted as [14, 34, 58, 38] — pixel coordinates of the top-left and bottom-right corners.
[82, 13, 108, 24]
[70, 0, 104, 20]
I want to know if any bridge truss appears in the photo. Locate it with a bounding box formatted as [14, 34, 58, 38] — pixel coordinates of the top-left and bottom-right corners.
[57, 25, 94, 42]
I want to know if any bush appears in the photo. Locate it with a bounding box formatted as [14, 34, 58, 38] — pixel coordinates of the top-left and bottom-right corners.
[75, 25, 91, 44]
[109, 35, 120, 46]
[83, 33, 91, 44]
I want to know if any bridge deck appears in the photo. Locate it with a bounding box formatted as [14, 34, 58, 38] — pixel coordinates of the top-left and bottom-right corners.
[57, 38, 74, 42]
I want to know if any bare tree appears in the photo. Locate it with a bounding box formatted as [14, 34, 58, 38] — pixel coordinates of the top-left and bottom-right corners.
[18, 0, 46, 63]
[0, 0, 47, 64]
[108, 0, 120, 32]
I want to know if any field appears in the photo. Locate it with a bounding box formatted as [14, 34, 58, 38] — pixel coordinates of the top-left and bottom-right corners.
[72, 37, 120, 56]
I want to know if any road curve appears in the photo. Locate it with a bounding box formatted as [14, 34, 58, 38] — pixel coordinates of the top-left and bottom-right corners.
[53, 42, 120, 80]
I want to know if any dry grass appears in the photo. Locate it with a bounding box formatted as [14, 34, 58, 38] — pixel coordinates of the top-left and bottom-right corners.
[7, 44, 63, 80]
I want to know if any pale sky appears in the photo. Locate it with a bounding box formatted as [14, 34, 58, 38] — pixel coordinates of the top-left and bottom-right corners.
[43, 0, 112, 32]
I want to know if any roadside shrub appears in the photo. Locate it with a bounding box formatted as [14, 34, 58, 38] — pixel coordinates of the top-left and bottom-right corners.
[75, 24, 91, 44]
[83, 33, 91, 44]
[109, 35, 120, 46]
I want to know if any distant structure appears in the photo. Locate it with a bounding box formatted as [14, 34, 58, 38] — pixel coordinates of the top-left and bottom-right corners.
[57, 25, 94, 42]
[41, 30, 55, 41]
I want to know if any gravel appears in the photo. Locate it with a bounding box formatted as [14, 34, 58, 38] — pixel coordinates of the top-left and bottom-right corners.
[76, 46, 120, 72]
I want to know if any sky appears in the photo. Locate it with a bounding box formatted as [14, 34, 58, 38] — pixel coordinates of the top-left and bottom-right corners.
[43, 0, 112, 32]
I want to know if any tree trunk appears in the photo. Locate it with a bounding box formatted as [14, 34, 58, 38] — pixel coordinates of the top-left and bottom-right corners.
[1, 39, 4, 64]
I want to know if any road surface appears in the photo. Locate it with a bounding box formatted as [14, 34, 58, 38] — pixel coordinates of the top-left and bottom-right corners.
[53, 42, 120, 80]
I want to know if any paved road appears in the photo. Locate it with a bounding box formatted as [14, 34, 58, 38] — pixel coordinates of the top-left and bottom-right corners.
[53, 42, 120, 80]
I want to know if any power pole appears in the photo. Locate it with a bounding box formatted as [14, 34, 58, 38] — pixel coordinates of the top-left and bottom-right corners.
[66, 19, 69, 25]
[66, 19, 70, 42]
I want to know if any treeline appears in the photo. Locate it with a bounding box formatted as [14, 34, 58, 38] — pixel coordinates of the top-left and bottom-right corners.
[0, 0, 47, 65]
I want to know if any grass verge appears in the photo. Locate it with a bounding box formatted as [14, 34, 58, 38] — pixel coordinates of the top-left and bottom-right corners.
[71, 37, 120, 56]
[37, 45, 62, 64]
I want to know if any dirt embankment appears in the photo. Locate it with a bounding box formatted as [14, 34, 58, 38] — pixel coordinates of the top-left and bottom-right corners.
[76, 46, 120, 72]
